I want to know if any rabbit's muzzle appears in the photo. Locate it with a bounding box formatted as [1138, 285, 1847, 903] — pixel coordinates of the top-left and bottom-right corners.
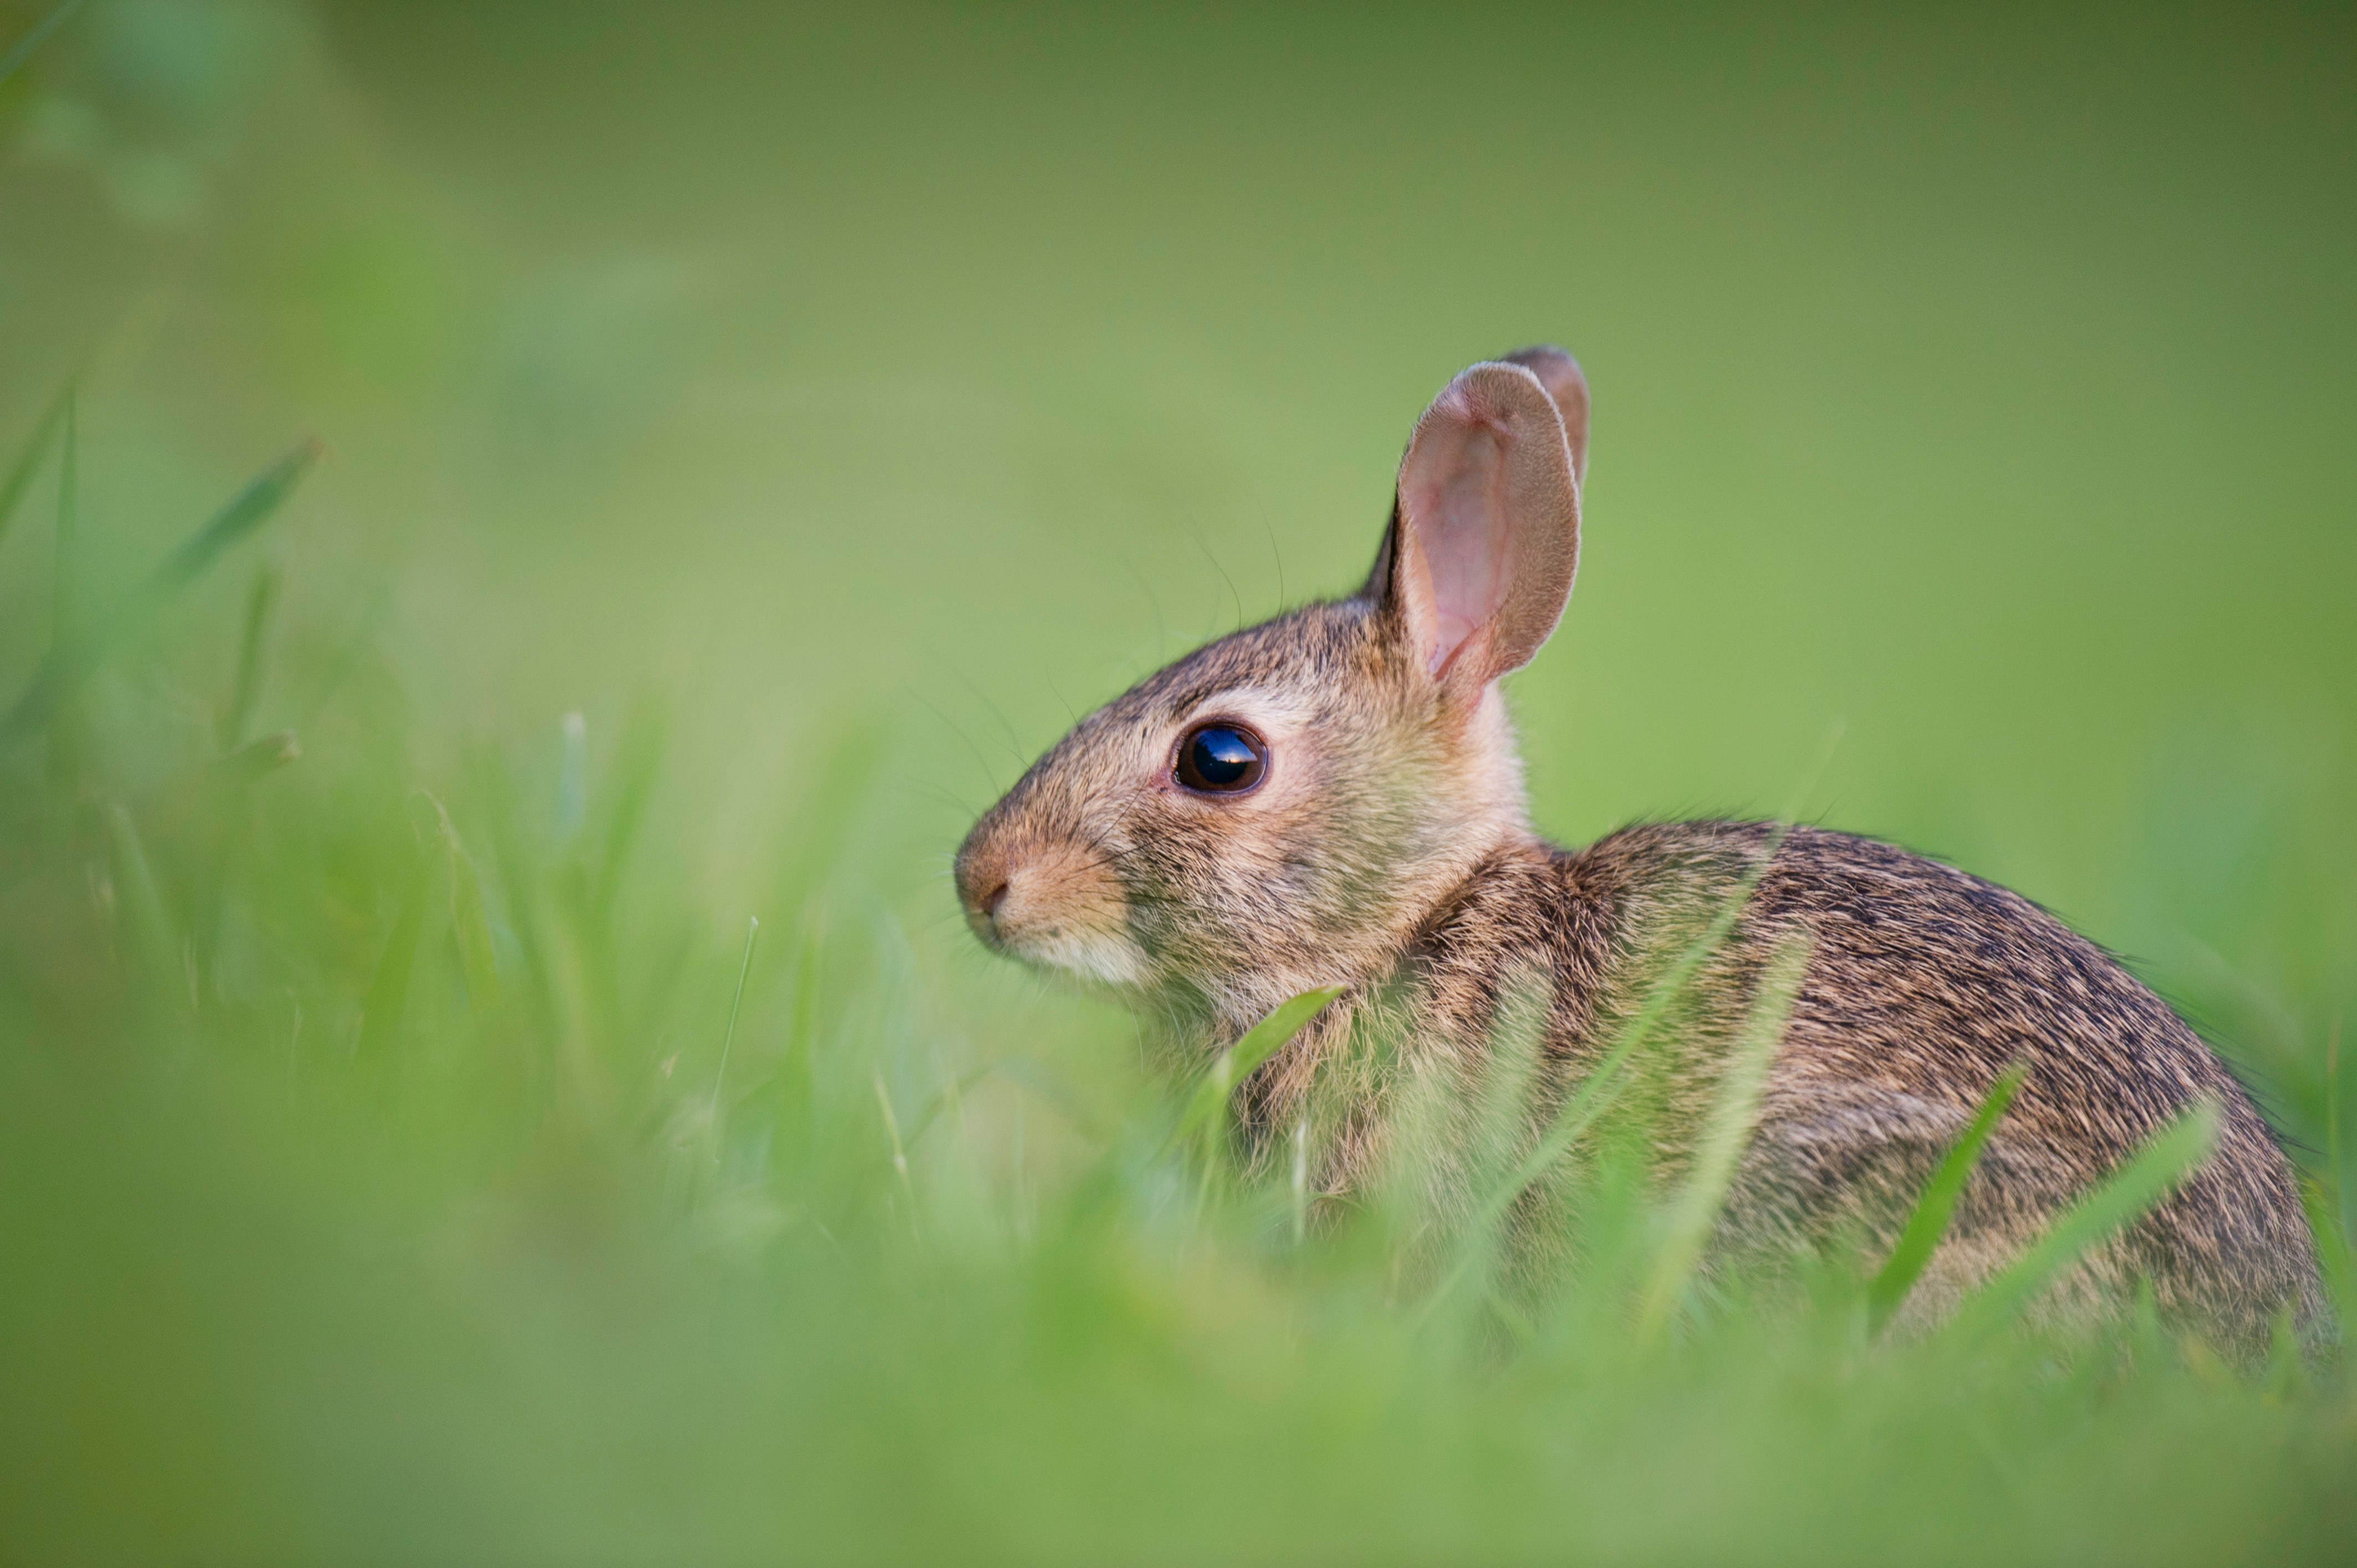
[955, 823, 1145, 987]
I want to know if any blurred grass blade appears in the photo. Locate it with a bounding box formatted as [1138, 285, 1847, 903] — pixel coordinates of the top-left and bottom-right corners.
[1951, 1097, 2222, 1343]
[446, 839, 502, 1011]
[2297, 1180, 2356, 1348]
[1437, 826, 1802, 1294]
[0, 381, 70, 551]
[1637, 931, 1812, 1341]
[154, 439, 323, 592]
[1599, 821, 1795, 1080]
[711, 916, 760, 1160]
[356, 847, 435, 1066]
[2328, 1016, 2346, 1249]
[1867, 1061, 2030, 1335]
[875, 1072, 920, 1240]
[590, 696, 667, 922]
[474, 746, 555, 1027]
[1414, 984, 1555, 1329]
[1419, 1022, 1640, 1325]
[219, 565, 281, 752]
[1475, 743, 1812, 1188]
[215, 728, 301, 785]
[1777, 715, 1847, 825]
[763, 916, 825, 1150]
[424, 793, 502, 1009]
[53, 385, 76, 636]
[2, 438, 321, 747]
[1167, 984, 1345, 1157]
[0, 0, 83, 87]
[43, 389, 85, 780]
[1466, 999, 1644, 1240]
[1449, 834, 1800, 1251]
[554, 711, 588, 842]
[105, 802, 181, 1008]
[898, 1058, 1009, 1152]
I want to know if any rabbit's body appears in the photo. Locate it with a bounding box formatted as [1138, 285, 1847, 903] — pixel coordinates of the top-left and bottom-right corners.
[1251, 813, 2318, 1344]
[957, 349, 2322, 1347]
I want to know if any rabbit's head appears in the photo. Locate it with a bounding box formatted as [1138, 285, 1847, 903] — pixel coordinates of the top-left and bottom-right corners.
[955, 349, 1588, 1030]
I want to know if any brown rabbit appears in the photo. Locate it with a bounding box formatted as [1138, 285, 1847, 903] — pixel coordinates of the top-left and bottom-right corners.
[954, 348, 2322, 1347]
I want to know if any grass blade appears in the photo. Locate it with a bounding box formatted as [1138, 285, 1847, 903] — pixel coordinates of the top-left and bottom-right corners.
[105, 802, 181, 1008]
[356, 847, 434, 1067]
[1949, 1097, 2222, 1344]
[2297, 1179, 2356, 1352]
[1411, 985, 1562, 1329]
[1416, 1037, 1638, 1328]
[1588, 819, 1798, 1095]
[53, 386, 76, 637]
[423, 792, 501, 1009]
[1465, 1004, 1643, 1243]
[1167, 984, 1346, 1157]
[2, 439, 322, 747]
[43, 388, 87, 780]
[0, 381, 70, 553]
[590, 696, 667, 923]
[153, 438, 324, 592]
[1435, 806, 1825, 1312]
[554, 710, 588, 842]
[760, 916, 825, 1157]
[711, 916, 760, 1162]
[1867, 1060, 2030, 1335]
[215, 729, 301, 784]
[0, 0, 84, 87]
[218, 564, 281, 752]
[1636, 930, 1812, 1341]
[874, 1072, 920, 1241]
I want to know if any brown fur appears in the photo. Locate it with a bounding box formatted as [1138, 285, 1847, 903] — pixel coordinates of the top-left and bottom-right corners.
[955, 351, 2323, 1350]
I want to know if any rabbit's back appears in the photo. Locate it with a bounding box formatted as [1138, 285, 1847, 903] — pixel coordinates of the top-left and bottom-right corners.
[1509, 822, 2323, 1343]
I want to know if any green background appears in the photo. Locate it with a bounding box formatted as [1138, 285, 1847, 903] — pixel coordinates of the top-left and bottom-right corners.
[2, 3, 2353, 1560]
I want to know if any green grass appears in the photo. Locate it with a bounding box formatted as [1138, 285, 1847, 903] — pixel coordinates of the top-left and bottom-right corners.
[2, 2, 2355, 1562]
[1867, 1060, 2027, 1335]
[0, 359, 2351, 1568]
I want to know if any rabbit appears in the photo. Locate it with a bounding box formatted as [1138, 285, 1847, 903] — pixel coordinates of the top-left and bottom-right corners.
[954, 347, 2323, 1349]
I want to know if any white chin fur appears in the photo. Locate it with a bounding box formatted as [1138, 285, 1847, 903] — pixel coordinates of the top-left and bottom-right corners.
[1019, 929, 1151, 990]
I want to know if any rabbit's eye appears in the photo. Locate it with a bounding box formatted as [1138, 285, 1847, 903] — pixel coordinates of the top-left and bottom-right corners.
[1175, 723, 1268, 795]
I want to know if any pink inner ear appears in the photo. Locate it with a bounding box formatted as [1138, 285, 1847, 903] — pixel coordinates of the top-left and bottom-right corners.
[1390, 359, 1581, 688]
[1400, 414, 1513, 674]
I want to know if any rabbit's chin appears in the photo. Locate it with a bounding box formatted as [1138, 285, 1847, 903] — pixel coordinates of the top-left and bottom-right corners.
[1003, 927, 1155, 994]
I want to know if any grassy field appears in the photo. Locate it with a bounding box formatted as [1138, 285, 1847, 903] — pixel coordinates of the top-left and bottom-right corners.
[3, 2, 2355, 1561]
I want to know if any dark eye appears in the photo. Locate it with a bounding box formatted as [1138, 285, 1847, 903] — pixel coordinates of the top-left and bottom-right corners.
[1175, 723, 1268, 795]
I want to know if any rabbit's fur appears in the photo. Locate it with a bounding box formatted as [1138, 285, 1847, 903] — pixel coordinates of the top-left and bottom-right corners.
[956, 349, 2322, 1348]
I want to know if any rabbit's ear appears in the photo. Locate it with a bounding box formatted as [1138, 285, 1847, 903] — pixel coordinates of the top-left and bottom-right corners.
[1366, 359, 1581, 690]
[1502, 345, 1588, 488]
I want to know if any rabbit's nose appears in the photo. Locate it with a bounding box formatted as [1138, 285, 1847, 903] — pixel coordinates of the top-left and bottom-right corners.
[954, 836, 1013, 941]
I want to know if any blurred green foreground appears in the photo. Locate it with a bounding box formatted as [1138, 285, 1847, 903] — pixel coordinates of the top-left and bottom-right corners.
[2, 3, 2354, 1561]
